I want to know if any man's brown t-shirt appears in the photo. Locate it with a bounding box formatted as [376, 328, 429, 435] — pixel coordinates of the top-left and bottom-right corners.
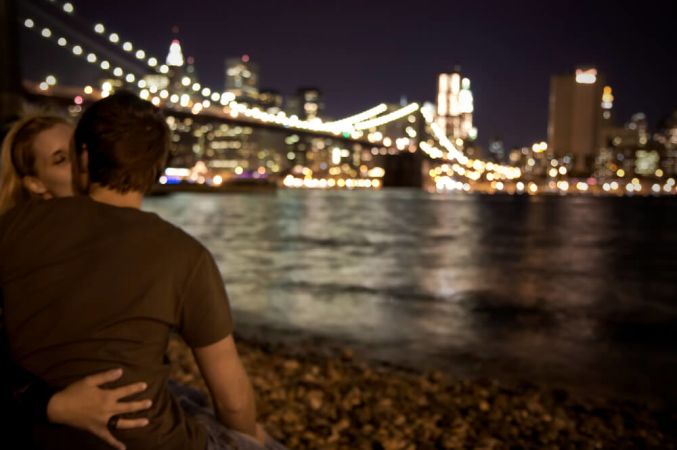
[0, 197, 234, 450]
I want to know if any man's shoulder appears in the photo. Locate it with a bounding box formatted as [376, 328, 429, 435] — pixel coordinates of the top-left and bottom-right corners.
[0, 197, 204, 254]
[139, 211, 206, 252]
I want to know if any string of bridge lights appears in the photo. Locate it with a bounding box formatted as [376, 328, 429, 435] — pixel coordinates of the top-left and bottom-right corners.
[39, 0, 167, 74]
[36, 0, 415, 140]
[31, 3, 675, 195]
[325, 103, 388, 126]
[22, 17, 142, 88]
[25, 12, 423, 139]
[28, 13, 520, 183]
[419, 106, 522, 181]
[32, 0, 432, 139]
[23, 14, 348, 135]
[29, 0, 523, 184]
[92, 23, 167, 74]
[353, 103, 420, 131]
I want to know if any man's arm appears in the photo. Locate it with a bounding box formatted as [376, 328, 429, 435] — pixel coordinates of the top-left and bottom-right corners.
[179, 248, 265, 443]
[192, 335, 258, 438]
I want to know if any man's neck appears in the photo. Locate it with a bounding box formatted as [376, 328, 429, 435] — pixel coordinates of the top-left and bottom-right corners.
[89, 184, 143, 209]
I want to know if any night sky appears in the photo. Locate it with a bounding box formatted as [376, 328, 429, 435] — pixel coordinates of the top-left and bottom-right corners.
[20, 0, 677, 149]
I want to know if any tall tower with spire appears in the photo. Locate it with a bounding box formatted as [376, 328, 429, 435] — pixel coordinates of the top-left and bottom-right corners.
[163, 32, 196, 99]
[166, 39, 185, 68]
[141, 30, 191, 97]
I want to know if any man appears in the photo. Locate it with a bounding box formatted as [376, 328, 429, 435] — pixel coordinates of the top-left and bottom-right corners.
[0, 92, 282, 449]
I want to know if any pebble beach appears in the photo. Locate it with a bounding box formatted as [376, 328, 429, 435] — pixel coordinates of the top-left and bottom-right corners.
[167, 335, 676, 450]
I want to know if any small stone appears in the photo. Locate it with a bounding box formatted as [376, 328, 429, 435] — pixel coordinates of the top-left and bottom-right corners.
[307, 390, 323, 410]
[283, 359, 300, 372]
[429, 370, 444, 382]
[341, 348, 354, 360]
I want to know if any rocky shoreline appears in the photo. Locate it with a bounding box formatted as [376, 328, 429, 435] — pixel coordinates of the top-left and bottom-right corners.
[167, 335, 676, 450]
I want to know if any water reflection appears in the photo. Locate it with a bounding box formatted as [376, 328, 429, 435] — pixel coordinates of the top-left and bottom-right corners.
[143, 191, 677, 401]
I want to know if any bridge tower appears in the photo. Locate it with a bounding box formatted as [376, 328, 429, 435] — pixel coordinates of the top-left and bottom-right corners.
[382, 150, 424, 188]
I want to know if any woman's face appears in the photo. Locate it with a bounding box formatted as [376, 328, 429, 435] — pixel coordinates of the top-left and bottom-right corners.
[27, 123, 74, 198]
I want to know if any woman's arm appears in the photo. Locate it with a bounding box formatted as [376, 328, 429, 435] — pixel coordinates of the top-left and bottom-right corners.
[2, 306, 152, 450]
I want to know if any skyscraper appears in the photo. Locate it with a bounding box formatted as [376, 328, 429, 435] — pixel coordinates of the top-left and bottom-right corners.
[225, 55, 259, 104]
[285, 87, 324, 120]
[436, 70, 476, 147]
[145, 38, 188, 97]
[166, 39, 185, 67]
[259, 89, 283, 113]
[297, 87, 323, 120]
[656, 111, 677, 176]
[141, 38, 185, 93]
[548, 68, 605, 174]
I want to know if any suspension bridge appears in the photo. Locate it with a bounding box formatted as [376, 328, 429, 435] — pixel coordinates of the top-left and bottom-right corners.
[12, 0, 522, 191]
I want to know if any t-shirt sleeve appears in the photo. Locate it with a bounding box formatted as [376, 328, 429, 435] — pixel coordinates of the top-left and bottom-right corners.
[178, 248, 234, 348]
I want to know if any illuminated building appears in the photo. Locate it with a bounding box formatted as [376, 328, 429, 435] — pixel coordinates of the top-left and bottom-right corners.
[548, 67, 605, 175]
[488, 137, 505, 162]
[287, 87, 323, 120]
[627, 113, 649, 146]
[506, 144, 548, 180]
[601, 85, 614, 124]
[151, 39, 201, 102]
[138, 39, 187, 93]
[656, 111, 677, 176]
[625, 114, 662, 177]
[657, 111, 677, 150]
[166, 39, 184, 67]
[635, 149, 660, 176]
[259, 89, 283, 114]
[435, 69, 477, 146]
[300, 87, 322, 120]
[225, 55, 259, 104]
[595, 112, 666, 179]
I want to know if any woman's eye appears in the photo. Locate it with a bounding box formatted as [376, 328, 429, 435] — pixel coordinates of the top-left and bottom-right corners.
[53, 153, 69, 165]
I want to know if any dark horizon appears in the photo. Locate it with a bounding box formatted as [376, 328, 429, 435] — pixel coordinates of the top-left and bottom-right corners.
[19, 0, 677, 149]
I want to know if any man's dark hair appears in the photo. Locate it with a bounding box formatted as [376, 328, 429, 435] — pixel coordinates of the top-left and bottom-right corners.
[74, 91, 170, 193]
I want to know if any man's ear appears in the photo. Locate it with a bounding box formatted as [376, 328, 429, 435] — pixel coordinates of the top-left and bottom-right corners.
[71, 144, 90, 195]
[79, 147, 88, 175]
[22, 176, 50, 198]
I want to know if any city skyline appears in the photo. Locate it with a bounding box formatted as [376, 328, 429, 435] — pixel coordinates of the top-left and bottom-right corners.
[20, 0, 676, 149]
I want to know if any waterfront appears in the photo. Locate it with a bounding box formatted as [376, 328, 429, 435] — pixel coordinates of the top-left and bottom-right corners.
[143, 190, 677, 404]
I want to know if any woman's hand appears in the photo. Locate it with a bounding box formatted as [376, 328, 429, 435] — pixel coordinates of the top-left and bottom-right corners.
[46, 368, 152, 450]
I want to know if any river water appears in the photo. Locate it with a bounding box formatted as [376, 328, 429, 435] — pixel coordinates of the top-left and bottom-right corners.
[143, 190, 677, 403]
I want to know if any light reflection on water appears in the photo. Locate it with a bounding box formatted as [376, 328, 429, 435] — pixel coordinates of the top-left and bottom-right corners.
[143, 190, 677, 402]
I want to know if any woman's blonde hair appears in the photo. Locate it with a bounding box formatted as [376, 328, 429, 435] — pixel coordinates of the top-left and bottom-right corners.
[0, 115, 71, 214]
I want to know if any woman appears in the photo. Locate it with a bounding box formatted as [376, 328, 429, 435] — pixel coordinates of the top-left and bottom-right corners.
[0, 115, 153, 450]
[0, 115, 74, 212]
